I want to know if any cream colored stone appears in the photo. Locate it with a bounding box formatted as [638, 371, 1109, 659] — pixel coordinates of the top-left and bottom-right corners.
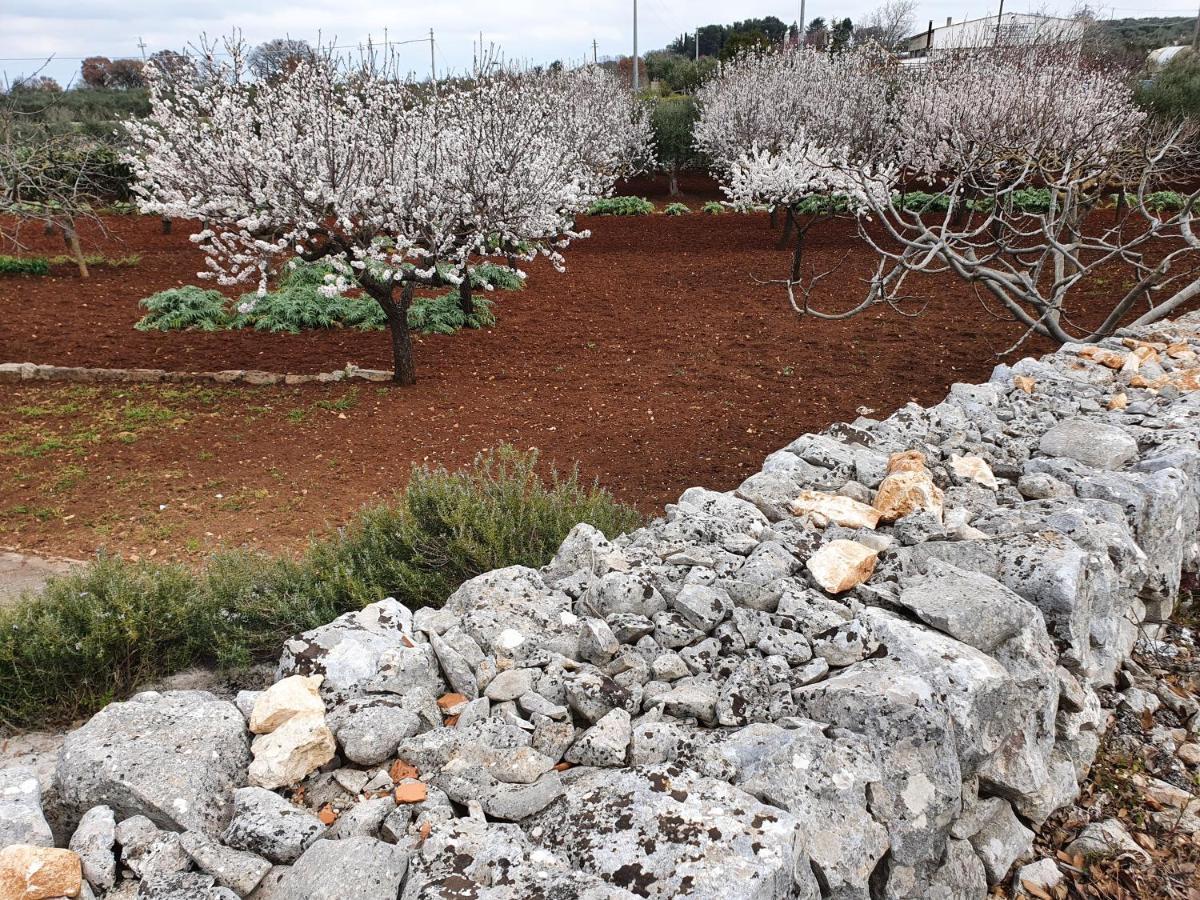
[1107, 392, 1128, 411]
[248, 713, 336, 790]
[249, 674, 325, 735]
[1013, 376, 1035, 394]
[805, 540, 879, 594]
[0, 845, 82, 899]
[872, 469, 945, 524]
[1177, 743, 1200, 767]
[949, 454, 998, 490]
[789, 491, 881, 529]
[885, 450, 927, 474]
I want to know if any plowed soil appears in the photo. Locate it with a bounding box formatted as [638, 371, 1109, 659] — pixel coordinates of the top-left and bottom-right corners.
[0, 208, 1189, 561]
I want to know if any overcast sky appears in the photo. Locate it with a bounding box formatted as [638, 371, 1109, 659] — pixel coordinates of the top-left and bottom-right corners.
[3, 0, 1197, 86]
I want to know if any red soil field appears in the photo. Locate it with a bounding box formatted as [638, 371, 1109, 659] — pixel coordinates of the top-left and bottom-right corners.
[0, 206, 1189, 561]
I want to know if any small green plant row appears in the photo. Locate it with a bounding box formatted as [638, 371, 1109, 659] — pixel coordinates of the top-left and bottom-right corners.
[134, 261, 521, 335]
[0, 254, 141, 276]
[586, 197, 728, 216]
[136, 285, 496, 335]
[0, 447, 644, 728]
[787, 189, 1191, 216]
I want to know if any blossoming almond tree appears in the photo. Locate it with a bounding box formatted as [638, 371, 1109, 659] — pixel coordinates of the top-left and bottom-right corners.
[712, 40, 1200, 343]
[694, 46, 897, 290]
[127, 37, 649, 383]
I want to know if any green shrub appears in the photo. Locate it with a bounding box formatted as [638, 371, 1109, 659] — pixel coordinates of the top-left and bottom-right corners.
[407, 293, 496, 335]
[793, 194, 852, 215]
[0, 256, 50, 276]
[898, 191, 951, 213]
[587, 196, 655, 216]
[701, 201, 725, 214]
[663, 202, 690, 216]
[1138, 50, 1200, 122]
[471, 263, 524, 291]
[134, 286, 231, 332]
[1008, 188, 1051, 212]
[1145, 190, 1187, 211]
[0, 447, 642, 727]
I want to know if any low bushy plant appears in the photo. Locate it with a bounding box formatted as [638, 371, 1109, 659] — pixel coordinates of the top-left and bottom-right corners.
[0, 447, 642, 727]
[407, 293, 496, 335]
[1144, 190, 1187, 211]
[134, 286, 231, 331]
[663, 202, 690, 216]
[0, 256, 50, 276]
[587, 196, 654, 216]
[701, 201, 725, 214]
[471, 263, 524, 291]
[898, 191, 951, 213]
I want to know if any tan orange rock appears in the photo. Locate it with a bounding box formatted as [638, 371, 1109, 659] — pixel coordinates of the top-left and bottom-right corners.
[1013, 376, 1035, 394]
[886, 450, 927, 474]
[1165, 342, 1195, 359]
[1080, 347, 1127, 369]
[394, 781, 428, 804]
[1107, 393, 1128, 411]
[317, 805, 338, 825]
[389, 760, 419, 782]
[805, 540, 879, 594]
[436, 693, 466, 711]
[0, 845, 82, 899]
[1131, 345, 1158, 367]
[949, 454, 999, 490]
[248, 712, 336, 790]
[873, 469, 945, 523]
[789, 491, 881, 529]
[1173, 369, 1200, 392]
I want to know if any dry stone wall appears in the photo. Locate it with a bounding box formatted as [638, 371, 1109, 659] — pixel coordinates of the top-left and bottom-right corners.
[3, 314, 1200, 900]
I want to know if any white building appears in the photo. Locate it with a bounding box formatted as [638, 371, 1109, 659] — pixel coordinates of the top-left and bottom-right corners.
[902, 13, 1086, 60]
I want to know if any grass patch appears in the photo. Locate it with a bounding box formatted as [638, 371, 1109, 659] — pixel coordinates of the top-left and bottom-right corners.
[0, 446, 642, 728]
[0, 256, 51, 276]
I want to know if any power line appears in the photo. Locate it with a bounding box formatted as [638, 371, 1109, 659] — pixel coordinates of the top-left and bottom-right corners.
[0, 36, 433, 64]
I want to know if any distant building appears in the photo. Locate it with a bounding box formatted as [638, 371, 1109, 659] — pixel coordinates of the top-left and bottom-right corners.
[901, 13, 1086, 62]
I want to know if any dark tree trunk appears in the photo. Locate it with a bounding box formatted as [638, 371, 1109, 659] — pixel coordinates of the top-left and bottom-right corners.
[162, 217, 172, 235]
[363, 277, 416, 385]
[667, 167, 680, 197]
[458, 277, 474, 317]
[776, 207, 797, 250]
[769, 207, 779, 229]
[61, 225, 89, 278]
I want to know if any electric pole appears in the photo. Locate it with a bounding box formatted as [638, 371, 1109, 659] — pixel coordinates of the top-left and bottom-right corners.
[995, 0, 1005, 46]
[1192, 0, 1199, 51]
[429, 29, 436, 91]
[632, 0, 639, 93]
[695, 28, 700, 60]
[593, 38, 598, 63]
[799, 0, 806, 43]
[136, 36, 147, 59]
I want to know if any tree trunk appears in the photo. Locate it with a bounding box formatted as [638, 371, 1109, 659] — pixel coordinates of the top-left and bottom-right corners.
[458, 277, 474, 317]
[776, 207, 797, 250]
[62, 226, 88, 278]
[667, 167, 680, 197]
[363, 277, 416, 385]
[162, 217, 172, 235]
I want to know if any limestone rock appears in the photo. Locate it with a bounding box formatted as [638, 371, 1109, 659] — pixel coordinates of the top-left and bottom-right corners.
[277, 598, 416, 694]
[55, 691, 250, 834]
[330, 704, 420, 767]
[968, 799, 1034, 883]
[248, 713, 336, 791]
[272, 836, 408, 900]
[1066, 818, 1149, 862]
[249, 675, 325, 735]
[805, 540, 878, 594]
[68, 805, 116, 891]
[565, 708, 631, 767]
[179, 830, 271, 897]
[0, 845, 82, 899]
[0, 766, 53, 848]
[1013, 858, 1064, 896]
[1039, 419, 1138, 470]
[222, 787, 326, 864]
[950, 454, 999, 490]
[789, 490, 881, 529]
[528, 763, 819, 899]
[873, 469, 945, 524]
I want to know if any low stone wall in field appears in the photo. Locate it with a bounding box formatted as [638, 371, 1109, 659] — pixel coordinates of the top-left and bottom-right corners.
[0, 361, 394, 386]
[4, 315, 1200, 900]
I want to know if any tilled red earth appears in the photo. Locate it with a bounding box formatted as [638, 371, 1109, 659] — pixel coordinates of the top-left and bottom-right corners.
[0, 210, 1186, 560]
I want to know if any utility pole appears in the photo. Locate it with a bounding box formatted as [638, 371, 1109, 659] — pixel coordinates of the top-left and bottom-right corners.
[429, 29, 437, 91]
[593, 38, 598, 63]
[995, 0, 1005, 46]
[695, 27, 700, 60]
[1192, 0, 1199, 51]
[632, 0, 639, 93]
[799, 0, 806, 43]
[136, 36, 147, 59]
